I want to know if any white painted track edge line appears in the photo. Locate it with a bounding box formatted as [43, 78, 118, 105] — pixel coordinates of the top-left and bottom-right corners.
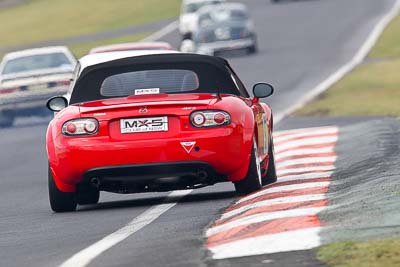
[59, 190, 192, 267]
[273, 0, 400, 124]
[140, 20, 179, 42]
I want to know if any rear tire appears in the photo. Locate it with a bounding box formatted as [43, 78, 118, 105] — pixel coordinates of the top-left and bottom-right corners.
[77, 186, 100, 205]
[234, 139, 262, 195]
[247, 36, 258, 54]
[262, 137, 277, 185]
[48, 168, 77, 212]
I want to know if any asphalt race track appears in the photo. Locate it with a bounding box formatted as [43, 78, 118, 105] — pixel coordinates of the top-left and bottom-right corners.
[0, 0, 397, 266]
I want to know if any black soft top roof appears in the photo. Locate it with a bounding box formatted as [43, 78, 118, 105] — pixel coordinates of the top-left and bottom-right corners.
[79, 53, 229, 76]
[70, 53, 249, 104]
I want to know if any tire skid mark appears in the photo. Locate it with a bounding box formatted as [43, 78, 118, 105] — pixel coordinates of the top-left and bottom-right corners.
[206, 126, 339, 259]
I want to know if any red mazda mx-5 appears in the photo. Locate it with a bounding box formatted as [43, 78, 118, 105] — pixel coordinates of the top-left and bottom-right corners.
[46, 51, 276, 212]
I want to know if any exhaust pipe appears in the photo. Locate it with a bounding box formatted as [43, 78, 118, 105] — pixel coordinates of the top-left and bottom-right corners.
[197, 170, 208, 180]
[90, 177, 101, 188]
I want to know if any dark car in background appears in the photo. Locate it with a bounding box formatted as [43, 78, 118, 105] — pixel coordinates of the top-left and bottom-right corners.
[180, 3, 257, 56]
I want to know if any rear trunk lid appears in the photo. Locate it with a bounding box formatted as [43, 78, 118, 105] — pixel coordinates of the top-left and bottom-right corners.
[78, 93, 217, 140]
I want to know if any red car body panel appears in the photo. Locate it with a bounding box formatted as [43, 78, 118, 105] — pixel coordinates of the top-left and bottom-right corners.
[47, 93, 272, 192]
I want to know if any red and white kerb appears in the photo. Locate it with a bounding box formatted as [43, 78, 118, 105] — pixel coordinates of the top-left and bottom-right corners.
[206, 126, 339, 259]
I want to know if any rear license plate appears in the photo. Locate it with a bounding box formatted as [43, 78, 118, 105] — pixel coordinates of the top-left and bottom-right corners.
[120, 116, 168, 134]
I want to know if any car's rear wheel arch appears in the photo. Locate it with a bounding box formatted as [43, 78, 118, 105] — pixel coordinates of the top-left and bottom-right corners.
[48, 166, 77, 212]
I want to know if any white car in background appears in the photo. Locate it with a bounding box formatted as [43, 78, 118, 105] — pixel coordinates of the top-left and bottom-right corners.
[179, 0, 226, 40]
[0, 46, 76, 127]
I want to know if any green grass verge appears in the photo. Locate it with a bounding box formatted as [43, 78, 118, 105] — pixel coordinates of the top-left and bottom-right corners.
[296, 15, 400, 117]
[370, 16, 400, 59]
[0, 0, 180, 48]
[317, 240, 400, 267]
[69, 32, 151, 58]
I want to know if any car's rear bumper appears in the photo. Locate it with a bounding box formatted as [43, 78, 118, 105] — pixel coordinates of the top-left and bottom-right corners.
[196, 38, 255, 55]
[48, 126, 253, 192]
[82, 161, 227, 193]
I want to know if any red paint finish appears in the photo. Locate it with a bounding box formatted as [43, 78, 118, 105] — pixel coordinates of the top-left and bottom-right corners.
[46, 93, 273, 192]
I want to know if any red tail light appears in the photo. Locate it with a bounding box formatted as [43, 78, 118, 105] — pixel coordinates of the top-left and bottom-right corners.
[62, 118, 99, 136]
[190, 110, 231, 128]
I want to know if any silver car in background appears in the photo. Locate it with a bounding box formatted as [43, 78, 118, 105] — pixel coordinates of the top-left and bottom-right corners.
[0, 46, 76, 127]
[181, 3, 258, 56]
[179, 0, 226, 40]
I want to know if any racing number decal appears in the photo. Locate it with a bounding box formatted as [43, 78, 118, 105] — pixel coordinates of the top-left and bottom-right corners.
[120, 116, 168, 133]
[124, 118, 164, 128]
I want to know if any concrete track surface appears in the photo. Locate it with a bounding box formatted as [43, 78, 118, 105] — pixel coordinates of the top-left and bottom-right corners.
[0, 0, 397, 266]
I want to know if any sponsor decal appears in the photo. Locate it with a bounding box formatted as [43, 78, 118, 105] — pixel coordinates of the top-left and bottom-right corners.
[134, 88, 160, 95]
[181, 141, 196, 154]
[120, 116, 168, 133]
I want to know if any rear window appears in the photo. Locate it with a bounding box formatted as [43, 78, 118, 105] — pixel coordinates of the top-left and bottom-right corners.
[183, 1, 223, 13]
[2, 52, 72, 75]
[100, 69, 199, 97]
[199, 8, 248, 26]
[69, 61, 243, 104]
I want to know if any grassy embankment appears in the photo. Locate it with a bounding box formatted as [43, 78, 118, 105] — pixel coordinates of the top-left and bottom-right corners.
[0, 0, 181, 57]
[317, 240, 400, 267]
[296, 15, 400, 117]
[299, 13, 400, 267]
